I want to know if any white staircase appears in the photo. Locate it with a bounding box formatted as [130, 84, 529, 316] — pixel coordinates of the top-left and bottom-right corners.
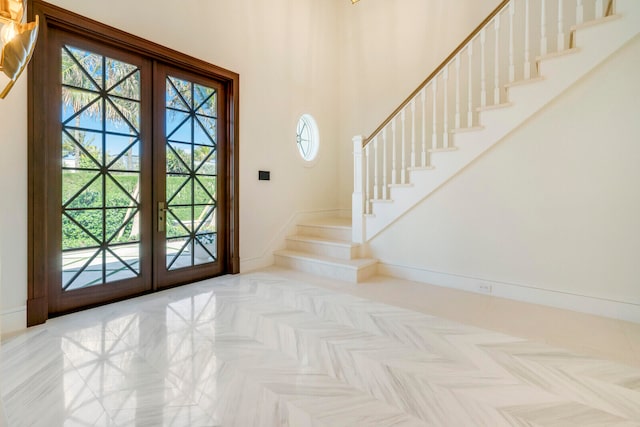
[274, 217, 378, 283]
[353, 0, 640, 242]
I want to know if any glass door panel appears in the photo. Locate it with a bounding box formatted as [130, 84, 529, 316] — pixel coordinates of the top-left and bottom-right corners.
[61, 45, 143, 290]
[49, 29, 152, 315]
[165, 76, 218, 270]
[155, 66, 225, 288]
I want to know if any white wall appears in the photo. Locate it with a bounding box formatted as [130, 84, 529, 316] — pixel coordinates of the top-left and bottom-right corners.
[0, 75, 28, 335]
[0, 0, 341, 334]
[337, 0, 502, 207]
[368, 36, 640, 319]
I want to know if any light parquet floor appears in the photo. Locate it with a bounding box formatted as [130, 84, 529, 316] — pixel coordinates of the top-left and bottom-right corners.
[1, 268, 639, 426]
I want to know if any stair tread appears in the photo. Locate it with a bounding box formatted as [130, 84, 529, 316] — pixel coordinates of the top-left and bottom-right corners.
[504, 76, 546, 88]
[428, 147, 458, 153]
[476, 102, 513, 112]
[570, 13, 620, 31]
[274, 249, 377, 269]
[536, 47, 581, 62]
[298, 217, 352, 229]
[452, 125, 485, 133]
[287, 234, 357, 247]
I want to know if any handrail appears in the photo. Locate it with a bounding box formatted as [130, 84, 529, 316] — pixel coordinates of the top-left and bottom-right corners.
[363, 0, 510, 147]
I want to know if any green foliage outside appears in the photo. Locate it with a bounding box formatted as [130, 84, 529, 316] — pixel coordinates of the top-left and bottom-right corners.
[62, 172, 139, 250]
[63, 171, 217, 250]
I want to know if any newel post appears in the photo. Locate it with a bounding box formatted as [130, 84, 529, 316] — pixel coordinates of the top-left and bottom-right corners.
[352, 135, 365, 243]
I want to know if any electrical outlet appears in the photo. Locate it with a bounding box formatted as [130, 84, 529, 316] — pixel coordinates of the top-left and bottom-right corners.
[478, 283, 493, 294]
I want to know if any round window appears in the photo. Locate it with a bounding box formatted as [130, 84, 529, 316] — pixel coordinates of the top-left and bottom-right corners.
[296, 114, 319, 162]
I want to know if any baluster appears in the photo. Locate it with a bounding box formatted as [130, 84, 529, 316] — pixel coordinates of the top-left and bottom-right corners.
[391, 120, 397, 185]
[596, 0, 604, 18]
[467, 44, 474, 126]
[442, 68, 449, 148]
[400, 109, 406, 184]
[524, 0, 531, 79]
[365, 144, 370, 214]
[455, 54, 461, 129]
[431, 80, 438, 150]
[373, 136, 379, 200]
[480, 29, 487, 107]
[421, 89, 427, 166]
[576, 0, 584, 24]
[494, 14, 501, 104]
[382, 127, 388, 199]
[509, 1, 515, 82]
[352, 136, 364, 234]
[410, 99, 416, 168]
[558, 0, 565, 51]
[541, 0, 548, 55]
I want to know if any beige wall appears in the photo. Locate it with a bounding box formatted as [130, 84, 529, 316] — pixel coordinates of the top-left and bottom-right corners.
[337, 0, 502, 207]
[0, 75, 28, 335]
[368, 36, 640, 311]
[0, 0, 342, 333]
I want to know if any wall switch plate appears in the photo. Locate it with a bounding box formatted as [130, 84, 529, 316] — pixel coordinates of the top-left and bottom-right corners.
[258, 170, 270, 181]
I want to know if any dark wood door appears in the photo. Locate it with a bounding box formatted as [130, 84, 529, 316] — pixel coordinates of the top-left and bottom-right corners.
[46, 33, 228, 314]
[153, 64, 227, 289]
[28, 1, 239, 325]
[48, 29, 153, 314]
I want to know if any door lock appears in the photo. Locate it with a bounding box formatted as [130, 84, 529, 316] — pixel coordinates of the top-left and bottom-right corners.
[158, 202, 168, 232]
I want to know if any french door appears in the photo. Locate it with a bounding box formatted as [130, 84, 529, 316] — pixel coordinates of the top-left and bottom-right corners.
[153, 64, 226, 288]
[39, 26, 233, 316]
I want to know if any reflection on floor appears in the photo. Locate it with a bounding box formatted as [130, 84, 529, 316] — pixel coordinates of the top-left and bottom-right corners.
[1, 269, 639, 426]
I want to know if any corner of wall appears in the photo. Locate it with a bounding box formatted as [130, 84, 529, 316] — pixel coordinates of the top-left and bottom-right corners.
[240, 208, 346, 273]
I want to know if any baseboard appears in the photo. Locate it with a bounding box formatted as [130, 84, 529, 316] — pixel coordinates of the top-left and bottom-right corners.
[240, 208, 345, 273]
[241, 254, 276, 273]
[378, 262, 640, 324]
[0, 305, 26, 336]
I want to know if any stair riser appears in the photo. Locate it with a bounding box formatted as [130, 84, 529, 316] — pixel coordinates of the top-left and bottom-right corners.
[275, 254, 376, 283]
[297, 225, 352, 241]
[506, 80, 553, 108]
[286, 239, 358, 260]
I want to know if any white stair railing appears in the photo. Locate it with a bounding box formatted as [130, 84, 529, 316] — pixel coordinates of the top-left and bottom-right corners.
[353, 0, 614, 243]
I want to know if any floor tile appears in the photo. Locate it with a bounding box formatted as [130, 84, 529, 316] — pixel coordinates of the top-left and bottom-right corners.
[1, 268, 639, 426]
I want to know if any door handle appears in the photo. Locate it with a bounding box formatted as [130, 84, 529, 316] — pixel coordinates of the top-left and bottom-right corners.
[158, 202, 168, 232]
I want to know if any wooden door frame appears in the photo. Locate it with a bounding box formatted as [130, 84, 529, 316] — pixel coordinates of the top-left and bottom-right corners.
[26, 0, 240, 326]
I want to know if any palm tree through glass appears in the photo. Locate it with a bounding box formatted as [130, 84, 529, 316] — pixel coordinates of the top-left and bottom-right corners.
[61, 45, 142, 291]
